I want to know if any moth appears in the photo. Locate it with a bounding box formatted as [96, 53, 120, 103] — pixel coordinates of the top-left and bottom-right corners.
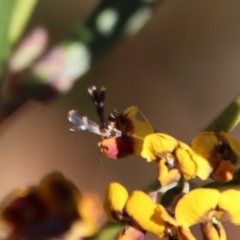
[68, 86, 153, 159]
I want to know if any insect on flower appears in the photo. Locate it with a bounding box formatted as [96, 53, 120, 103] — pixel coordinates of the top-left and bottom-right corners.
[68, 86, 153, 159]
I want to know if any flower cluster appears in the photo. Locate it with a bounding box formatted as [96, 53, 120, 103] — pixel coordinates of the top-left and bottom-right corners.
[100, 106, 240, 239]
[68, 87, 240, 239]
[0, 172, 103, 240]
[104, 182, 195, 240]
[104, 182, 240, 240]
[99, 106, 240, 185]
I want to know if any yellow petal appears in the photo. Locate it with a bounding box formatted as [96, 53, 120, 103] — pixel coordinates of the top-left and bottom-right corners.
[141, 133, 178, 162]
[125, 191, 169, 238]
[75, 193, 102, 237]
[194, 153, 213, 180]
[117, 106, 154, 156]
[218, 189, 240, 225]
[103, 183, 128, 222]
[118, 106, 154, 137]
[157, 204, 179, 226]
[191, 132, 218, 161]
[201, 221, 226, 240]
[177, 140, 213, 180]
[174, 142, 198, 180]
[157, 159, 180, 187]
[175, 188, 220, 227]
[64, 219, 95, 240]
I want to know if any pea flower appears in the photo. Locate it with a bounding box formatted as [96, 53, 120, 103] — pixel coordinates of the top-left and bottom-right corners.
[103, 182, 196, 239]
[140, 133, 212, 185]
[191, 131, 240, 181]
[0, 172, 101, 240]
[103, 182, 129, 222]
[99, 106, 154, 159]
[175, 188, 240, 240]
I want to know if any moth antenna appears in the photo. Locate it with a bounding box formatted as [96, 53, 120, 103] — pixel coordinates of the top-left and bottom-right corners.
[88, 86, 106, 129]
[99, 153, 105, 169]
[138, 109, 148, 121]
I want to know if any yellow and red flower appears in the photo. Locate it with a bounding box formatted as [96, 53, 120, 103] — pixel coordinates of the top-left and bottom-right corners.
[103, 182, 194, 239]
[99, 106, 154, 159]
[140, 133, 212, 185]
[0, 172, 102, 240]
[191, 131, 240, 181]
[175, 188, 240, 240]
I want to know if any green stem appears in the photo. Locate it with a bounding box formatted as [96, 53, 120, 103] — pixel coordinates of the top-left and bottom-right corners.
[205, 93, 240, 133]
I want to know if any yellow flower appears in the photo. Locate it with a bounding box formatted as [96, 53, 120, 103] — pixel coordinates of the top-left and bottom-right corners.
[99, 106, 154, 159]
[191, 131, 240, 181]
[140, 133, 212, 184]
[175, 188, 240, 240]
[103, 182, 129, 222]
[0, 172, 101, 240]
[175, 141, 212, 180]
[125, 190, 179, 238]
[64, 193, 103, 239]
[116, 106, 153, 139]
[104, 182, 180, 239]
[141, 133, 178, 162]
[157, 158, 181, 187]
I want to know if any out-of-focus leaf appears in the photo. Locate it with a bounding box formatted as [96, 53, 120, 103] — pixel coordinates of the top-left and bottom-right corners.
[0, 0, 37, 78]
[0, 0, 16, 76]
[8, 0, 38, 46]
[205, 94, 240, 133]
[0, 0, 161, 122]
[71, 0, 157, 56]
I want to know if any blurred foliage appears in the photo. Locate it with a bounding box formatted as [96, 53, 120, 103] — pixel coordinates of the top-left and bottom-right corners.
[0, 0, 37, 76]
[0, 0, 16, 77]
[0, 0, 159, 123]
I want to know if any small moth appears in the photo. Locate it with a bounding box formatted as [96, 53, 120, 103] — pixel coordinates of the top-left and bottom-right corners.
[68, 86, 153, 159]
